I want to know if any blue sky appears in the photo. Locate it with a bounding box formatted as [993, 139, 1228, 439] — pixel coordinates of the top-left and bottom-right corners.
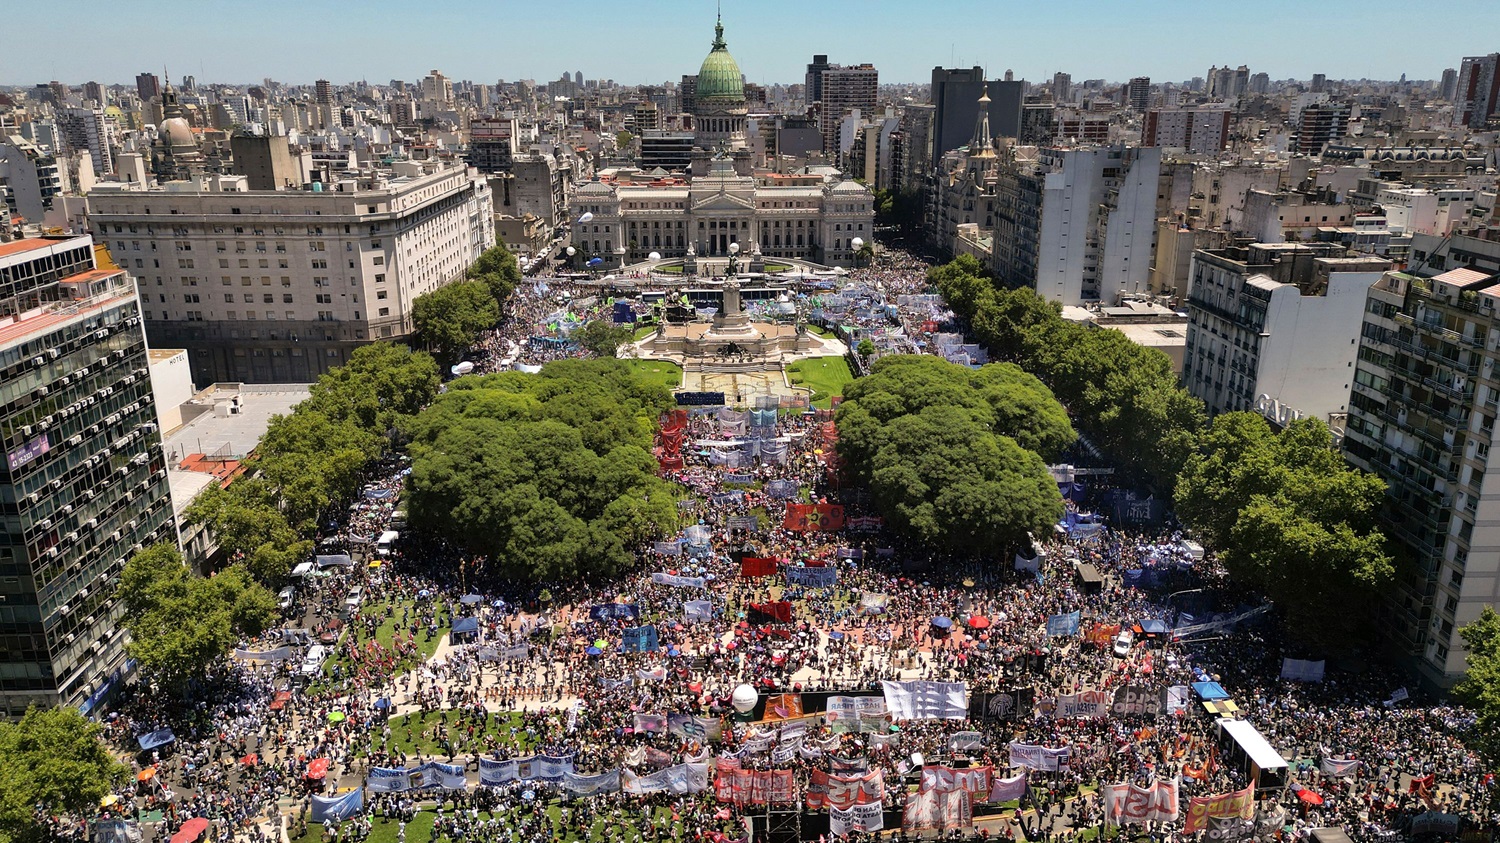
[6, 0, 1500, 87]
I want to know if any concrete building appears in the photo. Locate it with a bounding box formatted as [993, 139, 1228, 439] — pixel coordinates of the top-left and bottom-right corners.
[466, 117, 517, 173]
[804, 55, 831, 107]
[570, 154, 873, 268]
[1126, 77, 1151, 111]
[229, 133, 302, 191]
[1456, 54, 1500, 129]
[1291, 101, 1351, 155]
[639, 132, 696, 172]
[56, 107, 114, 177]
[0, 137, 63, 224]
[87, 161, 494, 384]
[0, 235, 174, 717]
[819, 64, 878, 161]
[930, 67, 1025, 157]
[1141, 105, 1231, 153]
[1239, 188, 1351, 243]
[1343, 253, 1500, 688]
[1183, 242, 1387, 421]
[990, 145, 1162, 306]
[136, 72, 161, 103]
[1150, 221, 1229, 297]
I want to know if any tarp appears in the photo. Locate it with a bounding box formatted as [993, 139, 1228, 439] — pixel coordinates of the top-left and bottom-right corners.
[1192, 681, 1231, 701]
[310, 788, 364, 823]
[1046, 611, 1081, 636]
[168, 819, 210, 843]
[137, 728, 176, 751]
[739, 556, 777, 578]
[684, 600, 713, 622]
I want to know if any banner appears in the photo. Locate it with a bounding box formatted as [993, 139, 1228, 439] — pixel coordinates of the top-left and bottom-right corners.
[409, 761, 467, 790]
[589, 603, 639, 622]
[848, 515, 883, 531]
[989, 772, 1028, 803]
[858, 592, 889, 615]
[633, 713, 667, 733]
[1320, 758, 1361, 777]
[137, 728, 177, 751]
[748, 601, 793, 624]
[1046, 610, 1082, 636]
[369, 766, 411, 792]
[902, 788, 972, 831]
[622, 762, 709, 795]
[1208, 815, 1257, 842]
[739, 556, 778, 578]
[762, 693, 804, 721]
[949, 731, 986, 752]
[1279, 658, 1325, 682]
[825, 695, 891, 733]
[311, 788, 364, 822]
[921, 765, 993, 800]
[1184, 785, 1255, 833]
[233, 646, 293, 662]
[765, 479, 800, 500]
[1008, 742, 1071, 771]
[1101, 778, 1181, 826]
[830, 802, 885, 837]
[1112, 684, 1165, 717]
[1048, 689, 1112, 719]
[653, 541, 683, 555]
[667, 714, 724, 742]
[621, 625, 659, 653]
[726, 516, 759, 531]
[806, 769, 885, 811]
[478, 755, 573, 786]
[713, 759, 796, 805]
[651, 572, 706, 589]
[969, 688, 1033, 723]
[1166, 685, 1191, 715]
[880, 680, 968, 720]
[783, 503, 846, 532]
[1086, 623, 1122, 648]
[786, 566, 838, 588]
[684, 600, 713, 622]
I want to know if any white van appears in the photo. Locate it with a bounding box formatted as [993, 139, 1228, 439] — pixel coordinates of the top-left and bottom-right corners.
[300, 644, 327, 676]
[375, 530, 399, 557]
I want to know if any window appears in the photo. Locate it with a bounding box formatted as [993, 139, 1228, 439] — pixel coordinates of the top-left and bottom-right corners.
[263, 294, 274, 303]
[224, 294, 234, 303]
[376, 290, 388, 300]
[286, 311, 296, 320]
[374, 274, 385, 283]
[378, 307, 390, 317]
[373, 256, 384, 266]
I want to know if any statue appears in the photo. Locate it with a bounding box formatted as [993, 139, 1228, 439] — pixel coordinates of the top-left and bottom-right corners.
[726, 250, 739, 278]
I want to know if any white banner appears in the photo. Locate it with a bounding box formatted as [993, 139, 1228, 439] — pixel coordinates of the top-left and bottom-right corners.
[1320, 758, 1361, 777]
[651, 572, 706, 589]
[684, 600, 712, 622]
[990, 772, 1027, 803]
[621, 762, 709, 795]
[1102, 778, 1180, 825]
[880, 680, 967, 721]
[1008, 742, 1071, 771]
[831, 802, 885, 837]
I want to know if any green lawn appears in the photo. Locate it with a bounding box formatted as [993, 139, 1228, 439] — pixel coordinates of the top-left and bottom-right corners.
[623, 359, 683, 391]
[369, 711, 531, 759]
[762, 262, 793, 272]
[807, 324, 836, 338]
[786, 356, 853, 408]
[656, 264, 685, 274]
[632, 324, 657, 340]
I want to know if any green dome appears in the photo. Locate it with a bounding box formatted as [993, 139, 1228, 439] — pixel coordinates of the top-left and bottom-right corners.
[696, 19, 745, 104]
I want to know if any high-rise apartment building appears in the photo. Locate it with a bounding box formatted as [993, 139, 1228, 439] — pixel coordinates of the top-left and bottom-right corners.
[1310, 73, 1327, 93]
[1126, 77, 1151, 111]
[1456, 54, 1500, 129]
[82, 82, 105, 106]
[0, 138, 63, 223]
[804, 55, 831, 106]
[1206, 65, 1250, 101]
[420, 70, 454, 107]
[56, 107, 115, 177]
[1051, 72, 1072, 103]
[87, 162, 495, 384]
[1292, 101, 1352, 155]
[1142, 105, 1231, 153]
[314, 79, 334, 106]
[1440, 68, 1460, 102]
[0, 234, 174, 717]
[930, 67, 1025, 159]
[1342, 234, 1500, 688]
[819, 64, 878, 159]
[467, 117, 518, 173]
[135, 72, 161, 103]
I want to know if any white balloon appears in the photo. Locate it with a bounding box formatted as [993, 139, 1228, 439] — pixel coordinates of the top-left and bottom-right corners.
[850, 237, 864, 249]
[579, 212, 595, 223]
[648, 251, 662, 261]
[566, 246, 576, 256]
[731, 684, 758, 713]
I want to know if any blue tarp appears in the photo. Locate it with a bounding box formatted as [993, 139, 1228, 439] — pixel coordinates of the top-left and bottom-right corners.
[1138, 619, 1168, 635]
[311, 788, 364, 822]
[137, 728, 176, 751]
[1192, 681, 1230, 701]
[452, 617, 480, 635]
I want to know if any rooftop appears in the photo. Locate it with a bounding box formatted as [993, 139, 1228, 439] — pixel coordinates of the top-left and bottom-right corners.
[0, 235, 87, 260]
[162, 383, 312, 465]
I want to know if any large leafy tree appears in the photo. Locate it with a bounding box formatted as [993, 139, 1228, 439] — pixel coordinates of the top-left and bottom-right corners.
[1455, 607, 1500, 790]
[406, 358, 679, 581]
[183, 481, 314, 585]
[0, 706, 127, 843]
[117, 544, 277, 693]
[468, 243, 523, 307]
[1175, 414, 1393, 647]
[836, 355, 1067, 554]
[412, 279, 501, 364]
[302, 343, 440, 434]
[574, 320, 636, 358]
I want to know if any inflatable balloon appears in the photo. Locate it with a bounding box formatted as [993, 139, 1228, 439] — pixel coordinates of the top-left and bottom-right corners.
[579, 212, 595, 223]
[731, 683, 758, 713]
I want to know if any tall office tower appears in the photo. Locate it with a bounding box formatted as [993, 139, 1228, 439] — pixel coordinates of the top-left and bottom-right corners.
[1310, 73, 1327, 93]
[804, 55, 831, 106]
[0, 234, 173, 717]
[56, 107, 115, 176]
[182, 75, 196, 93]
[819, 64, 878, 157]
[1051, 72, 1072, 103]
[1126, 76, 1151, 111]
[1440, 68, 1459, 101]
[930, 66, 1025, 156]
[1456, 54, 1500, 128]
[680, 75, 698, 117]
[135, 72, 161, 103]
[82, 81, 105, 106]
[1249, 72, 1270, 95]
[88, 161, 495, 384]
[421, 69, 454, 107]
[1206, 65, 1248, 100]
[315, 79, 334, 106]
[574, 71, 583, 86]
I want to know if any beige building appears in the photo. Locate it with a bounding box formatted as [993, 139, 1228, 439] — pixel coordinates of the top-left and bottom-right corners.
[86, 161, 494, 383]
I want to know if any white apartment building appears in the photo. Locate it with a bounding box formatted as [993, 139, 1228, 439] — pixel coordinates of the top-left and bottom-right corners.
[86, 161, 494, 384]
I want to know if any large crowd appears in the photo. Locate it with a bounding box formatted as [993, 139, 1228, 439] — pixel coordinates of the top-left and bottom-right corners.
[75, 246, 1496, 843]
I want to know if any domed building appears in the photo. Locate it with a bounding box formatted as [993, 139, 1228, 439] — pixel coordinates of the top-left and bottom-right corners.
[692, 15, 747, 151]
[152, 81, 205, 181]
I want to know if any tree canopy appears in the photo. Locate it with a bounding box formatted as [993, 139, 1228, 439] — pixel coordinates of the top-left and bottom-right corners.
[1174, 413, 1393, 648]
[574, 320, 636, 358]
[933, 256, 1205, 489]
[117, 543, 278, 693]
[0, 706, 127, 843]
[1455, 607, 1500, 785]
[467, 243, 523, 308]
[412, 279, 501, 365]
[836, 355, 1068, 554]
[406, 358, 681, 581]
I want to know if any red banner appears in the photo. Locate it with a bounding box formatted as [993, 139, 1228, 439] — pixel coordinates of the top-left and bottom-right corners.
[783, 503, 846, 532]
[748, 601, 793, 624]
[1087, 623, 1121, 648]
[714, 759, 795, 805]
[761, 693, 804, 721]
[660, 427, 685, 454]
[658, 455, 684, 471]
[661, 410, 688, 431]
[739, 556, 778, 578]
[806, 769, 885, 811]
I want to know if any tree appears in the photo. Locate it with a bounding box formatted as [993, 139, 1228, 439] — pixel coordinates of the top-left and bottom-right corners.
[836, 355, 1068, 555]
[303, 342, 440, 435]
[118, 544, 277, 693]
[406, 358, 680, 581]
[467, 243, 523, 307]
[1454, 607, 1500, 786]
[0, 706, 127, 843]
[412, 279, 500, 364]
[183, 481, 314, 585]
[1174, 414, 1393, 648]
[574, 320, 636, 358]
[856, 338, 876, 358]
[615, 130, 634, 151]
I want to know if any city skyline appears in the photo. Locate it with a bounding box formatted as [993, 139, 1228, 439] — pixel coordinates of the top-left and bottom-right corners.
[5, 0, 1500, 89]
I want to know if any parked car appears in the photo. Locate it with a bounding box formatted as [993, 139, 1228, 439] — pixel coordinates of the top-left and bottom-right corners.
[300, 645, 327, 676]
[277, 586, 296, 613]
[1113, 629, 1136, 658]
[318, 617, 345, 645]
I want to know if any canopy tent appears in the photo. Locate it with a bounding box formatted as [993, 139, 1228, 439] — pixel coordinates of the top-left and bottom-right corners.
[1136, 619, 1169, 637]
[459, 594, 485, 605]
[452, 617, 480, 635]
[306, 758, 331, 779]
[315, 554, 353, 569]
[169, 818, 210, 843]
[1192, 681, 1230, 701]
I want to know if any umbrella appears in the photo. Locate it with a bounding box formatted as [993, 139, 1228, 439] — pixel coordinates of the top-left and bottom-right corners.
[594, 639, 608, 649]
[967, 615, 992, 629]
[306, 758, 330, 779]
[137, 768, 156, 782]
[373, 698, 391, 710]
[829, 631, 846, 640]
[368, 560, 382, 568]
[417, 589, 431, 598]
[239, 754, 258, 766]
[101, 795, 120, 807]
[586, 647, 603, 656]
[961, 578, 976, 588]
[931, 616, 953, 629]
[1297, 789, 1324, 806]
[326, 711, 346, 723]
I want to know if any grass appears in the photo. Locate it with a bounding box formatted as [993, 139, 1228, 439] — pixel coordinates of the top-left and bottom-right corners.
[786, 356, 854, 408]
[371, 711, 531, 759]
[622, 359, 683, 391]
[632, 324, 657, 340]
[655, 264, 685, 274]
[807, 324, 836, 338]
[291, 806, 715, 843]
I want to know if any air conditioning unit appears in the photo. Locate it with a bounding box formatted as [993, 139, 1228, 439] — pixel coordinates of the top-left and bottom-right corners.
[37, 386, 48, 396]
[47, 348, 59, 359]
[114, 350, 126, 360]
[85, 518, 97, 529]
[21, 425, 32, 436]
[37, 518, 52, 529]
[65, 633, 76, 642]
[60, 504, 72, 514]
[31, 357, 44, 367]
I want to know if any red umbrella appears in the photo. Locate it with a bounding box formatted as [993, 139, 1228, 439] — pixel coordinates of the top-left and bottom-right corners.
[305, 758, 330, 779]
[1298, 788, 1324, 806]
[239, 754, 258, 766]
[967, 616, 992, 629]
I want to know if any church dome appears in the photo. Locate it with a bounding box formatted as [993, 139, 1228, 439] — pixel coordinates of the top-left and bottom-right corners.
[160, 117, 194, 151]
[695, 18, 744, 105]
